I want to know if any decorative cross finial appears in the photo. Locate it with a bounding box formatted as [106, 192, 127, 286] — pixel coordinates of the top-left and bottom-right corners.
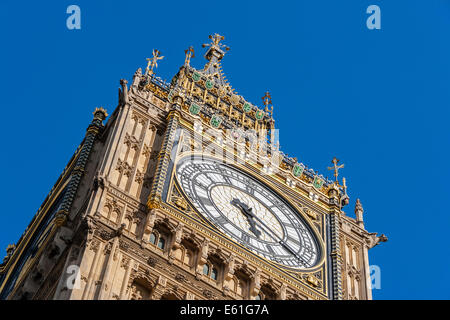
[202, 34, 230, 63]
[184, 46, 195, 66]
[202, 33, 228, 50]
[327, 157, 344, 182]
[145, 49, 164, 76]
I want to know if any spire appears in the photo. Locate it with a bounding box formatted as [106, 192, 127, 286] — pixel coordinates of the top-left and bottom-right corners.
[184, 46, 195, 66]
[355, 198, 364, 226]
[340, 177, 350, 207]
[202, 33, 229, 62]
[54, 107, 108, 226]
[262, 91, 274, 117]
[201, 34, 231, 88]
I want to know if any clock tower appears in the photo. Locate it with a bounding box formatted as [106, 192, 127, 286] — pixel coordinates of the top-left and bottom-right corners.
[0, 34, 387, 300]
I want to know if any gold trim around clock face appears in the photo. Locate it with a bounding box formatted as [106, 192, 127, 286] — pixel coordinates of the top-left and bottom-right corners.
[173, 152, 326, 271]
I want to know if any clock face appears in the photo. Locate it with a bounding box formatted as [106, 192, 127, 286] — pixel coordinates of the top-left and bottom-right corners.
[175, 156, 320, 269]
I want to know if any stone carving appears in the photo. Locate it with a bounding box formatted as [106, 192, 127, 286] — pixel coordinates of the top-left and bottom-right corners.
[116, 159, 132, 177]
[366, 233, 388, 249]
[203, 289, 215, 299]
[130, 285, 143, 300]
[89, 239, 100, 253]
[148, 257, 158, 267]
[120, 79, 128, 105]
[175, 273, 186, 283]
[121, 257, 130, 269]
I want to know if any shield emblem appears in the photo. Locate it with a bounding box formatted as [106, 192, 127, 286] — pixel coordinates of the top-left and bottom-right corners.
[231, 94, 240, 105]
[210, 115, 223, 128]
[189, 103, 201, 115]
[205, 79, 214, 89]
[243, 102, 252, 113]
[292, 163, 305, 177]
[192, 72, 201, 82]
[217, 86, 227, 97]
[231, 128, 242, 140]
[255, 110, 264, 120]
[313, 176, 324, 189]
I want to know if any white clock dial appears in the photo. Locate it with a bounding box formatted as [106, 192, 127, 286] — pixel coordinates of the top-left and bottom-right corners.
[176, 156, 320, 269]
[210, 185, 284, 242]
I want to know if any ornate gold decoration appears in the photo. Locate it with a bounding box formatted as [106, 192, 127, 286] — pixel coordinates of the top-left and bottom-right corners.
[184, 46, 195, 66]
[202, 33, 229, 52]
[261, 91, 273, 116]
[304, 208, 318, 221]
[146, 49, 164, 76]
[172, 196, 188, 211]
[147, 196, 161, 210]
[306, 275, 319, 287]
[93, 107, 108, 119]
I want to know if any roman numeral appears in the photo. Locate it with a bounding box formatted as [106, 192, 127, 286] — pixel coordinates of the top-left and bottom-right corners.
[215, 215, 228, 225]
[287, 236, 301, 247]
[245, 185, 255, 194]
[240, 233, 250, 243]
[194, 181, 208, 190]
[198, 196, 213, 206]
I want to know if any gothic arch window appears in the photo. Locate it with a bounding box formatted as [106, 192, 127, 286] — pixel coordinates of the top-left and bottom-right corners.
[110, 209, 120, 223]
[211, 267, 218, 281]
[236, 278, 245, 297]
[352, 247, 359, 268]
[157, 237, 166, 250]
[232, 270, 250, 299]
[202, 255, 223, 283]
[183, 250, 193, 266]
[177, 239, 198, 269]
[148, 222, 171, 252]
[203, 264, 210, 276]
[149, 232, 157, 245]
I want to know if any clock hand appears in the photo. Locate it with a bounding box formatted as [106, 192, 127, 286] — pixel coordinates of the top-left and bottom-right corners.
[230, 199, 307, 266]
[239, 206, 308, 266]
[251, 215, 305, 262]
[230, 199, 261, 238]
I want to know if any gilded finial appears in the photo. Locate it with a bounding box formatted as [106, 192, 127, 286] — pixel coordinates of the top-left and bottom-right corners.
[262, 91, 273, 115]
[202, 34, 229, 62]
[340, 177, 350, 207]
[202, 33, 229, 51]
[93, 107, 108, 120]
[184, 46, 195, 66]
[145, 49, 164, 76]
[327, 157, 344, 183]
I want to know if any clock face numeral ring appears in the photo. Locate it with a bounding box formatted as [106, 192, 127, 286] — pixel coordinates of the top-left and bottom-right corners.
[176, 156, 321, 269]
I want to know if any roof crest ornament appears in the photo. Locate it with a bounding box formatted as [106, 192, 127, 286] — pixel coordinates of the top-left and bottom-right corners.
[184, 46, 195, 66]
[145, 49, 164, 77]
[327, 157, 344, 183]
[202, 33, 230, 60]
[262, 91, 274, 117]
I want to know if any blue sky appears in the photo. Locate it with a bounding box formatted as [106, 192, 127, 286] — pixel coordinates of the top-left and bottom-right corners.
[0, 0, 449, 299]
